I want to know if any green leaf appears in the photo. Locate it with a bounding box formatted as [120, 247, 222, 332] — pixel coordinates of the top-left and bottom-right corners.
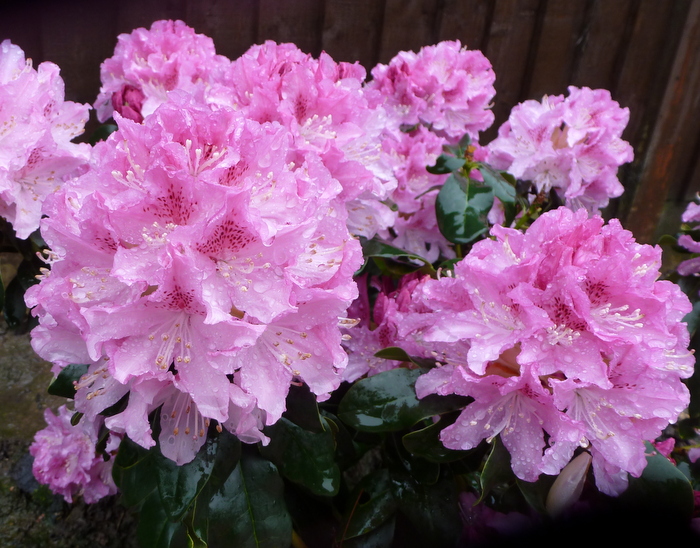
[435, 174, 492, 245]
[337, 368, 469, 433]
[89, 123, 118, 145]
[47, 363, 89, 398]
[619, 441, 695, 520]
[426, 154, 464, 174]
[517, 475, 556, 515]
[402, 418, 472, 463]
[137, 489, 182, 548]
[260, 416, 340, 496]
[360, 238, 433, 268]
[158, 431, 241, 521]
[283, 382, 325, 433]
[373, 347, 435, 369]
[477, 165, 517, 204]
[339, 469, 398, 540]
[113, 436, 159, 508]
[478, 436, 515, 504]
[390, 470, 461, 547]
[341, 517, 395, 548]
[201, 450, 292, 548]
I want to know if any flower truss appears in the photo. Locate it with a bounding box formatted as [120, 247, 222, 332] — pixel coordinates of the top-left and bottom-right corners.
[0, 40, 90, 238]
[404, 207, 693, 495]
[5, 18, 696, 545]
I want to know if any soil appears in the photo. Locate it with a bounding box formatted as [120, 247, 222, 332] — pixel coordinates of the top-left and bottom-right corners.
[0, 321, 138, 547]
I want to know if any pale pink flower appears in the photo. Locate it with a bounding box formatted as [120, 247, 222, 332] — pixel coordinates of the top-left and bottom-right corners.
[368, 41, 495, 142]
[409, 207, 693, 495]
[27, 93, 362, 465]
[30, 405, 118, 503]
[487, 87, 633, 213]
[94, 20, 230, 122]
[0, 40, 90, 238]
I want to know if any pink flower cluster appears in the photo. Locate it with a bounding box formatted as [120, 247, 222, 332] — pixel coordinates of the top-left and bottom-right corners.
[403, 207, 693, 495]
[0, 40, 90, 238]
[95, 20, 230, 123]
[30, 405, 118, 503]
[487, 87, 633, 213]
[27, 93, 362, 465]
[679, 198, 700, 278]
[370, 42, 496, 261]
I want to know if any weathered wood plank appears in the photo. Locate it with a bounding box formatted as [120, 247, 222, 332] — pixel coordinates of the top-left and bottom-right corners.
[570, 0, 635, 92]
[625, 0, 700, 243]
[525, 2, 587, 99]
[257, 0, 325, 56]
[437, 0, 491, 52]
[40, 0, 119, 106]
[115, 0, 187, 35]
[0, 3, 44, 65]
[480, 0, 541, 143]
[185, 0, 258, 60]
[378, 0, 441, 63]
[322, 0, 385, 69]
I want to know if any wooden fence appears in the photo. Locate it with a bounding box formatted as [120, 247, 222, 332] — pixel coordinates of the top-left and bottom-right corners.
[1, 0, 699, 243]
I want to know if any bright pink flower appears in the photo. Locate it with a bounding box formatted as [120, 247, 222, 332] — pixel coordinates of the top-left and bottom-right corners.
[368, 41, 496, 141]
[30, 405, 118, 503]
[678, 198, 700, 277]
[487, 87, 633, 213]
[409, 207, 693, 495]
[27, 93, 363, 465]
[0, 40, 90, 238]
[94, 20, 230, 122]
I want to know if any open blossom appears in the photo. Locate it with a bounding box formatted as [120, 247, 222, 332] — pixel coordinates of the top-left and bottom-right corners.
[27, 92, 362, 465]
[678, 198, 700, 278]
[30, 405, 118, 503]
[209, 40, 397, 238]
[487, 87, 633, 213]
[94, 20, 230, 123]
[0, 40, 90, 238]
[406, 207, 693, 495]
[367, 40, 496, 142]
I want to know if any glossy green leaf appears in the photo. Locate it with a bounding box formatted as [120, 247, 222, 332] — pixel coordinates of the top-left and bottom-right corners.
[390, 470, 461, 547]
[436, 174, 492, 245]
[341, 518, 395, 548]
[620, 441, 695, 520]
[202, 450, 292, 548]
[360, 237, 432, 267]
[158, 431, 241, 521]
[339, 469, 398, 540]
[517, 475, 556, 515]
[112, 436, 159, 508]
[137, 489, 181, 548]
[283, 382, 324, 433]
[402, 418, 472, 463]
[260, 416, 340, 496]
[478, 436, 515, 504]
[477, 165, 517, 204]
[337, 368, 469, 433]
[47, 363, 89, 398]
[426, 154, 464, 174]
[89, 123, 118, 145]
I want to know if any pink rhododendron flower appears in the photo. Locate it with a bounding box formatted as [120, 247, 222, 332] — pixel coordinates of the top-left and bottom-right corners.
[30, 405, 118, 503]
[0, 40, 90, 238]
[368, 40, 496, 142]
[406, 207, 693, 495]
[678, 197, 700, 277]
[94, 20, 230, 123]
[487, 87, 633, 213]
[210, 40, 397, 238]
[27, 92, 363, 465]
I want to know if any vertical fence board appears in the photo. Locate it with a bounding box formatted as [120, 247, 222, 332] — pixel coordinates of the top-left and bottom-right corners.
[185, 0, 258, 60]
[569, 0, 635, 91]
[525, 2, 586, 99]
[40, 0, 119, 106]
[0, 3, 44, 66]
[480, 0, 541, 143]
[115, 0, 187, 35]
[322, 0, 385, 69]
[257, 0, 326, 56]
[437, 0, 491, 51]
[378, 0, 441, 63]
[625, 0, 700, 243]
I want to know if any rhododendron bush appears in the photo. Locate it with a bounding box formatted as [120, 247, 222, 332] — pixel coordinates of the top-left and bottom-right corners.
[1, 19, 699, 547]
